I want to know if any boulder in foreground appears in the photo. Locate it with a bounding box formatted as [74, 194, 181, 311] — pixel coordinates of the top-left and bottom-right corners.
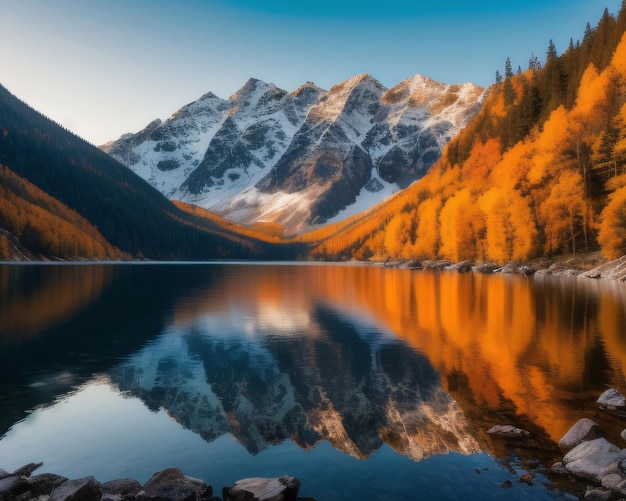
[223, 476, 300, 501]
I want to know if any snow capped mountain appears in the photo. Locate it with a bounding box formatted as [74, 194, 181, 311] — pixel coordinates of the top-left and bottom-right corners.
[101, 75, 486, 233]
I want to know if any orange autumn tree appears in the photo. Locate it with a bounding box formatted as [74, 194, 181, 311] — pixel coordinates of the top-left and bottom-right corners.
[598, 186, 626, 259]
[304, 8, 626, 263]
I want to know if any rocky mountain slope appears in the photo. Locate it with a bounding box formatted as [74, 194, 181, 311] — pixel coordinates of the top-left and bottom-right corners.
[102, 75, 485, 233]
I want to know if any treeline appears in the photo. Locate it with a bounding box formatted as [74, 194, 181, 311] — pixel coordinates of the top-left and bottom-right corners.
[308, 3, 626, 262]
[0, 84, 293, 260]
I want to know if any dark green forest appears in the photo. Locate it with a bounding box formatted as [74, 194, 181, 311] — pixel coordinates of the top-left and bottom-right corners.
[0, 84, 301, 260]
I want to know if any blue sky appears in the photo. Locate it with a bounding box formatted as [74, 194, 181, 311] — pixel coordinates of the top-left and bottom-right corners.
[0, 1, 621, 145]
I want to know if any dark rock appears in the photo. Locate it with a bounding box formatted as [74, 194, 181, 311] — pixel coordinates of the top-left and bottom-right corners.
[27, 473, 69, 497]
[487, 425, 530, 438]
[584, 486, 612, 500]
[0, 475, 30, 501]
[559, 418, 603, 453]
[422, 260, 453, 270]
[472, 263, 499, 274]
[445, 260, 473, 273]
[500, 480, 513, 489]
[49, 476, 101, 501]
[100, 478, 142, 499]
[0, 471, 11, 481]
[223, 476, 300, 501]
[13, 463, 43, 477]
[137, 468, 212, 501]
[550, 462, 569, 476]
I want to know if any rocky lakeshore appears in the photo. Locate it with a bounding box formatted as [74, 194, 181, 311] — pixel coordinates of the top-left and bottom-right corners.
[0, 466, 314, 501]
[484, 388, 626, 500]
[376, 253, 626, 281]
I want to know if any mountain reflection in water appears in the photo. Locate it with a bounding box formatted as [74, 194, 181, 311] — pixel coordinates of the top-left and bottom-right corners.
[1, 263, 626, 498]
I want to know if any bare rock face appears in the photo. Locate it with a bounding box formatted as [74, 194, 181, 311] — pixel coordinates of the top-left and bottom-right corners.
[102, 74, 485, 233]
[223, 476, 300, 501]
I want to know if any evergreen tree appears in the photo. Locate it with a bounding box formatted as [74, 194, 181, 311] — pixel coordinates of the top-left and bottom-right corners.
[583, 22, 595, 45]
[528, 53, 542, 72]
[547, 39, 558, 61]
[505, 57, 514, 79]
[495, 70, 503, 84]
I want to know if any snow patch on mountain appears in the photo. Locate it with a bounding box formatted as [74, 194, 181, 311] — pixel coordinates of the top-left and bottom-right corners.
[101, 74, 486, 233]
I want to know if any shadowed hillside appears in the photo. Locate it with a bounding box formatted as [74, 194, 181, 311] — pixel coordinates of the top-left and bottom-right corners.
[0, 85, 299, 260]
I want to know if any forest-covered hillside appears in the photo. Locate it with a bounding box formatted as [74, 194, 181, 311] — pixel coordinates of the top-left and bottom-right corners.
[0, 84, 297, 260]
[306, 4, 626, 262]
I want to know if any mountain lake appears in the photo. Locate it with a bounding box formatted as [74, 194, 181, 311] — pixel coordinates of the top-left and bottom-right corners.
[1, 262, 626, 500]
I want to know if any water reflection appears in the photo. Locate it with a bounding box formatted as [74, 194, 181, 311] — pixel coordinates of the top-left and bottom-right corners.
[1, 263, 626, 497]
[113, 300, 479, 460]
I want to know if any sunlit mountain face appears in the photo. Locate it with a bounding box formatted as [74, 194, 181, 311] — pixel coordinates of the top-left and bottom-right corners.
[101, 75, 485, 233]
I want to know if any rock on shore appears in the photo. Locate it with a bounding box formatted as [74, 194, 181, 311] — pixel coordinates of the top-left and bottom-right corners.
[552, 388, 626, 498]
[0, 464, 312, 501]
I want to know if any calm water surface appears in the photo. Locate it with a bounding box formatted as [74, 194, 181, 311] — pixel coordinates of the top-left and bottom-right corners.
[1, 262, 626, 500]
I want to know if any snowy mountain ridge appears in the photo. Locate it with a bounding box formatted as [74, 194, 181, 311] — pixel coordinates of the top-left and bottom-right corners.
[101, 74, 486, 234]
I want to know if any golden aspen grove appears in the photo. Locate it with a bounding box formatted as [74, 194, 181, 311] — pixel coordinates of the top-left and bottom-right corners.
[304, 6, 626, 263]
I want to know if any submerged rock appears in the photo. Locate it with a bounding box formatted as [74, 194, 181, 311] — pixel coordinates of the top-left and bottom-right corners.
[486, 425, 530, 438]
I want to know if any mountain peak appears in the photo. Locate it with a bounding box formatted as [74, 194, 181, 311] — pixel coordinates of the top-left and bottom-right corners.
[290, 81, 326, 98]
[102, 72, 484, 233]
[228, 78, 287, 117]
[329, 74, 386, 95]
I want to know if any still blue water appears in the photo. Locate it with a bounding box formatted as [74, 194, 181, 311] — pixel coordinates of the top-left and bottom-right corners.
[1, 262, 625, 499]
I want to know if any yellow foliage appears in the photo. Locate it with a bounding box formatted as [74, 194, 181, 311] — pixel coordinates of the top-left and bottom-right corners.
[439, 188, 484, 261]
[413, 195, 442, 258]
[611, 32, 626, 78]
[598, 186, 626, 259]
[460, 137, 502, 189]
[0, 164, 126, 260]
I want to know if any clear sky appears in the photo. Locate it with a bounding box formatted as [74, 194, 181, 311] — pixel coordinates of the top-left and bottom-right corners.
[0, 0, 621, 145]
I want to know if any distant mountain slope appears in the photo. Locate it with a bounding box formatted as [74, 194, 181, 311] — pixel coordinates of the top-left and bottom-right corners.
[102, 74, 485, 234]
[0, 84, 290, 260]
[303, 5, 626, 263]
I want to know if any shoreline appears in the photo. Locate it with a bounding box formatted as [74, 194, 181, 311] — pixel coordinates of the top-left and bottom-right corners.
[368, 252, 626, 282]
